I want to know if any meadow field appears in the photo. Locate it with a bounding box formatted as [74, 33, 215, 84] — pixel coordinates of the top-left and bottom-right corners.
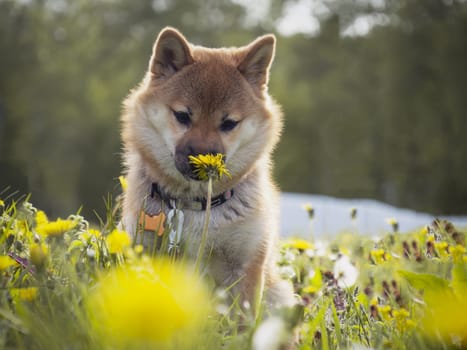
[0, 189, 466, 350]
[2, 2, 467, 349]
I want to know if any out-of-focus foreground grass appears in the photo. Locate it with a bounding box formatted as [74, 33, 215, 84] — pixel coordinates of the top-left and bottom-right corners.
[0, 194, 465, 350]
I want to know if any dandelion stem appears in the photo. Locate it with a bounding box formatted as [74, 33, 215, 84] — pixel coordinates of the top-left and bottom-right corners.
[195, 177, 212, 272]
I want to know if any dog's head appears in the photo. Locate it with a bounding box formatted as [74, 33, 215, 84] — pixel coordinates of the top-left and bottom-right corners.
[123, 27, 282, 192]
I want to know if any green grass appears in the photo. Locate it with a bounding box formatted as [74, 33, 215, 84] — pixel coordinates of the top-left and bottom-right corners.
[0, 194, 466, 349]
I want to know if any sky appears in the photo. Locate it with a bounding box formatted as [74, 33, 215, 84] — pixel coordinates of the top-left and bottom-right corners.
[233, 0, 391, 37]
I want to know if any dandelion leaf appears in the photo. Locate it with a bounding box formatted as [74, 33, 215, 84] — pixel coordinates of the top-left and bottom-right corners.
[398, 270, 449, 292]
[398, 270, 452, 303]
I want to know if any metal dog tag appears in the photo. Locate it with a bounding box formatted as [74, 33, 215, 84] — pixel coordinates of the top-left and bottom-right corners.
[166, 208, 184, 255]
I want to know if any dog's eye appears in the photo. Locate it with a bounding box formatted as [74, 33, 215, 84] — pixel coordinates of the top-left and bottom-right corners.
[220, 119, 239, 132]
[173, 111, 191, 126]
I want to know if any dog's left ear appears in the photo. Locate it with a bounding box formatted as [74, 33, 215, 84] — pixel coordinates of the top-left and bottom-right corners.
[150, 27, 193, 79]
[238, 35, 276, 91]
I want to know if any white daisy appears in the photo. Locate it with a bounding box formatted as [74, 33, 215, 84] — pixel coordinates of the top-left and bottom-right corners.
[252, 316, 288, 350]
[333, 255, 359, 288]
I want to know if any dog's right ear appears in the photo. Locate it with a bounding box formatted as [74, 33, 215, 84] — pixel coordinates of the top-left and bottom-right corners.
[150, 27, 193, 79]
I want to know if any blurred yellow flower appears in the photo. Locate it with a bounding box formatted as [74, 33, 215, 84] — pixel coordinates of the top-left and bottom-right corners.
[30, 243, 49, 268]
[80, 229, 101, 241]
[393, 308, 409, 318]
[188, 153, 230, 181]
[105, 229, 131, 254]
[283, 238, 313, 251]
[134, 244, 144, 254]
[422, 289, 467, 345]
[386, 218, 398, 226]
[392, 308, 415, 331]
[88, 259, 211, 346]
[451, 245, 465, 263]
[370, 249, 387, 264]
[378, 305, 392, 321]
[119, 175, 128, 192]
[36, 218, 76, 237]
[434, 241, 449, 258]
[35, 210, 48, 226]
[386, 218, 399, 232]
[0, 199, 4, 207]
[10, 287, 39, 302]
[302, 203, 314, 219]
[0, 255, 17, 270]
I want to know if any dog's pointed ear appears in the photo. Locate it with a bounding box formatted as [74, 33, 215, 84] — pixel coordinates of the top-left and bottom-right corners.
[238, 34, 276, 91]
[150, 27, 193, 79]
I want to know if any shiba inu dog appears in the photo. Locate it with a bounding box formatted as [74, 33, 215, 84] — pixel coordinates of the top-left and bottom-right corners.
[120, 27, 295, 310]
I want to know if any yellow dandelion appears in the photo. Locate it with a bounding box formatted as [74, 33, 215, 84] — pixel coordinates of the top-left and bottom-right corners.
[36, 218, 77, 237]
[434, 241, 449, 258]
[80, 228, 101, 241]
[0, 255, 17, 270]
[393, 308, 415, 331]
[393, 308, 410, 319]
[88, 259, 211, 346]
[386, 218, 399, 232]
[450, 244, 465, 263]
[10, 287, 38, 302]
[0, 199, 4, 207]
[377, 305, 392, 321]
[106, 229, 131, 254]
[119, 175, 128, 192]
[302, 203, 314, 219]
[283, 238, 313, 251]
[35, 210, 48, 226]
[370, 248, 387, 264]
[30, 243, 49, 268]
[188, 153, 230, 181]
[422, 290, 467, 344]
[386, 218, 398, 226]
[134, 244, 144, 254]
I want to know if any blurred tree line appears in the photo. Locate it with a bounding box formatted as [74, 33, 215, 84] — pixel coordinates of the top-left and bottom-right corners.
[0, 0, 466, 219]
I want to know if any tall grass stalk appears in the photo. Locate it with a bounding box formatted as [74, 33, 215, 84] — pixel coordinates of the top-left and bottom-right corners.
[195, 176, 212, 273]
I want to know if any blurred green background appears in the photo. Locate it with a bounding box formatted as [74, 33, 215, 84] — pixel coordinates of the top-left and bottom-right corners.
[1, 0, 466, 219]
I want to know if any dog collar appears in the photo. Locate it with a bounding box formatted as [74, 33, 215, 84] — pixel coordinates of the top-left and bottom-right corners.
[151, 183, 233, 211]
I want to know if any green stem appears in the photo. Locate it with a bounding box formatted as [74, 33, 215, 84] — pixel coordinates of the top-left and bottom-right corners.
[195, 177, 212, 272]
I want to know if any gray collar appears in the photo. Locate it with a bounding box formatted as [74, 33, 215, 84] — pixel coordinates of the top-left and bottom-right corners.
[151, 183, 233, 211]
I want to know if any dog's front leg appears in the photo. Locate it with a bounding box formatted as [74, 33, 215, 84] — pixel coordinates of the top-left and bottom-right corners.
[240, 256, 266, 315]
